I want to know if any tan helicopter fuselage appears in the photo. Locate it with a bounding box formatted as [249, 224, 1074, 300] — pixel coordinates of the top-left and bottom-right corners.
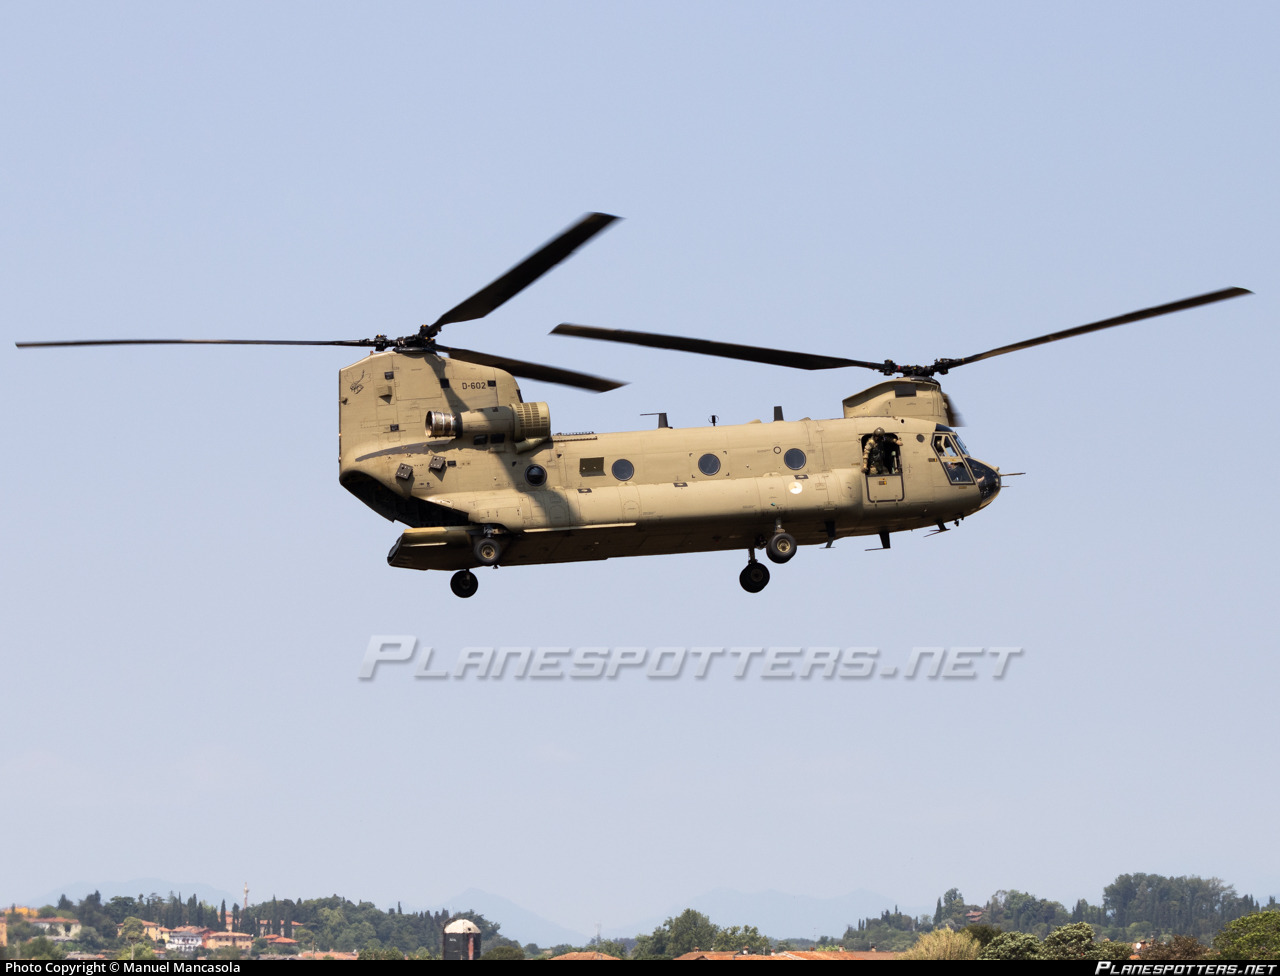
[337, 351, 1001, 572]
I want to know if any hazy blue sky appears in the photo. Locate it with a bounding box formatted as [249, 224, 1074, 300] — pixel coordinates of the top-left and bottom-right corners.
[3, 0, 1277, 938]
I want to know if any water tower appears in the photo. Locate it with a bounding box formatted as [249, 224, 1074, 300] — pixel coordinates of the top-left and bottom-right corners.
[443, 918, 482, 960]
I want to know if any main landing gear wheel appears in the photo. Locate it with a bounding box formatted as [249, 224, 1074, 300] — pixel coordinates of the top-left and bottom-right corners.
[740, 561, 770, 593]
[450, 569, 479, 598]
[473, 536, 502, 566]
[766, 532, 797, 564]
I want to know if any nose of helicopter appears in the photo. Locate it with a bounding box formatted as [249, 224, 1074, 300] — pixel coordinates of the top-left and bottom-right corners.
[969, 458, 1001, 508]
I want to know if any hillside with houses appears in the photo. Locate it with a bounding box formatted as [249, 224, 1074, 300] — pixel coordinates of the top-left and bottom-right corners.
[3, 876, 1278, 961]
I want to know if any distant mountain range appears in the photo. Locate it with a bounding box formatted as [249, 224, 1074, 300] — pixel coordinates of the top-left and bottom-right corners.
[674, 888, 930, 941]
[436, 886, 925, 945]
[433, 889, 591, 946]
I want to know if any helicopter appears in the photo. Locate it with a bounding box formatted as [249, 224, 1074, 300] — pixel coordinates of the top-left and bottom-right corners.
[17, 213, 1250, 598]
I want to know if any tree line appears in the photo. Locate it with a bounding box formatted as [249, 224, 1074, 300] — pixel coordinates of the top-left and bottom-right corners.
[2, 891, 515, 960]
[4, 872, 1276, 961]
[838, 875, 1274, 951]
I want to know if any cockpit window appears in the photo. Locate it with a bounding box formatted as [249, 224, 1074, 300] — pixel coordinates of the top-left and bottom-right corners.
[952, 434, 970, 456]
[933, 434, 973, 484]
[933, 434, 960, 458]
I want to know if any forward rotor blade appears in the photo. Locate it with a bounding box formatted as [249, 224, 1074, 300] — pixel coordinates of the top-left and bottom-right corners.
[428, 213, 621, 330]
[942, 392, 965, 428]
[437, 344, 625, 393]
[16, 338, 376, 348]
[948, 287, 1252, 368]
[553, 323, 884, 371]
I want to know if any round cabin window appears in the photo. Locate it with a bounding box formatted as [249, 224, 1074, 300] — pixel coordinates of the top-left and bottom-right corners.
[698, 453, 721, 476]
[784, 448, 806, 470]
[525, 464, 547, 486]
[611, 459, 635, 481]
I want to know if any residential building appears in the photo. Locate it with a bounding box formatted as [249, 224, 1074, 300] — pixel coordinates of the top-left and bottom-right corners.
[166, 926, 210, 955]
[115, 920, 164, 942]
[204, 931, 253, 952]
[29, 917, 82, 939]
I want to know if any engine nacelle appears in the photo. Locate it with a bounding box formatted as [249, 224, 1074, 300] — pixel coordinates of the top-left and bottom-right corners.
[425, 402, 551, 441]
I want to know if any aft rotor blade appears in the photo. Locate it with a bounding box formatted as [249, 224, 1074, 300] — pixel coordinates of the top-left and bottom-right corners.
[428, 213, 621, 331]
[947, 287, 1252, 369]
[15, 338, 377, 348]
[437, 344, 625, 393]
[553, 323, 884, 371]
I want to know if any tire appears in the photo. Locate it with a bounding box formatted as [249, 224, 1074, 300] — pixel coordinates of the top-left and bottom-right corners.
[450, 570, 479, 598]
[766, 532, 796, 564]
[473, 536, 502, 566]
[739, 562, 770, 593]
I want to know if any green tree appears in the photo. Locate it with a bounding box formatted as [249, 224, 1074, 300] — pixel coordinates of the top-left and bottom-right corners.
[1141, 935, 1209, 960]
[1041, 922, 1099, 959]
[1094, 939, 1139, 960]
[633, 908, 719, 958]
[665, 909, 719, 957]
[941, 888, 965, 918]
[115, 943, 156, 961]
[899, 928, 978, 960]
[1040, 922, 1133, 961]
[1103, 873, 1252, 941]
[75, 892, 113, 940]
[68, 925, 104, 951]
[1214, 911, 1280, 960]
[978, 931, 1042, 960]
[6, 917, 35, 943]
[987, 889, 1069, 936]
[964, 923, 1002, 947]
[712, 925, 770, 953]
[20, 936, 65, 961]
[586, 939, 629, 958]
[480, 944, 525, 960]
[106, 896, 140, 925]
[631, 933, 665, 958]
[358, 941, 405, 960]
[120, 916, 146, 957]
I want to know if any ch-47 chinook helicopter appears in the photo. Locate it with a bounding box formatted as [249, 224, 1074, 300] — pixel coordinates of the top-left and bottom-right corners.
[18, 213, 1251, 598]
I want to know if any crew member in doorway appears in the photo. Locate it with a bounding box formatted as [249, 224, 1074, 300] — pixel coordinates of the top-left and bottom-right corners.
[863, 428, 902, 475]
